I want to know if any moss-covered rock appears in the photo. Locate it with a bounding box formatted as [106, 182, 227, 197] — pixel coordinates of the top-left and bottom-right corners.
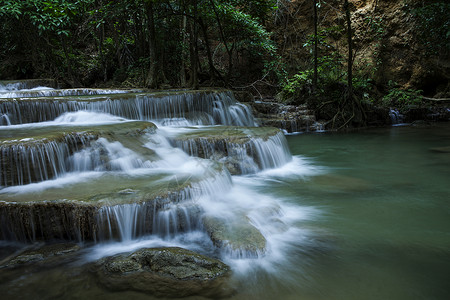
[202, 215, 267, 258]
[95, 247, 231, 297]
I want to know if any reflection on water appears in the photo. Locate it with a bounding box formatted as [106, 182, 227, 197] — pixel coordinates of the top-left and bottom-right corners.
[1, 123, 450, 300]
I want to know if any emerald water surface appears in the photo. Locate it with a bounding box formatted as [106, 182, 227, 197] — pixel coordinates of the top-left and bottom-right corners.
[254, 123, 450, 300]
[1, 123, 449, 300]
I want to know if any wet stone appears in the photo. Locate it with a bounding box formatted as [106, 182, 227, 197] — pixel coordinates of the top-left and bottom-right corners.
[1, 243, 81, 268]
[202, 215, 267, 258]
[95, 247, 232, 298]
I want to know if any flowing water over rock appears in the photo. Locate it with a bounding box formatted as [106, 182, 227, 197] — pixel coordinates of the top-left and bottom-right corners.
[2, 82, 448, 299]
[0, 90, 255, 126]
[0, 82, 321, 299]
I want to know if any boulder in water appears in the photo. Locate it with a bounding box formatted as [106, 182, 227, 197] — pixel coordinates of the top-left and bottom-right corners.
[95, 247, 231, 297]
[202, 215, 267, 258]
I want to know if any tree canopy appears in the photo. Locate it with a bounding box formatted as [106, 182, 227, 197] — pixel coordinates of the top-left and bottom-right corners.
[0, 0, 278, 88]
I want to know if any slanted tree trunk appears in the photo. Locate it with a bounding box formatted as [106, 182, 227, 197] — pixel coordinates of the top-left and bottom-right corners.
[209, 0, 233, 85]
[198, 17, 223, 83]
[61, 36, 80, 87]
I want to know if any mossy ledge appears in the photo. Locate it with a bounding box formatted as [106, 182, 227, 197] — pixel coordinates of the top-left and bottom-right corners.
[0, 89, 236, 125]
[169, 126, 287, 175]
[0, 185, 192, 243]
[0, 121, 157, 186]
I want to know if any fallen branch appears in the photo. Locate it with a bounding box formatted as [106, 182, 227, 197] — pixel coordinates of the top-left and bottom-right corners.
[422, 96, 450, 102]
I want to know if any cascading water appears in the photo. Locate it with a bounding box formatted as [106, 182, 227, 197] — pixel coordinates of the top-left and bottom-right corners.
[0, 90, 256, 126]
[389, 108, 405, 125]
[0, 133, 95, 186]
[0, 114, 11, 125]
[168, 128, 292, 175]
[0, 82, 321, 299]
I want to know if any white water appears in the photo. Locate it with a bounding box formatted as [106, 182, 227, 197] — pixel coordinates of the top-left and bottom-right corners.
[0, 84, 321, 290]
[389, 108, 407, 126]
[0, 90, 256, 126]
[0, 87, 139, 98]
[0, 111, 130, 129]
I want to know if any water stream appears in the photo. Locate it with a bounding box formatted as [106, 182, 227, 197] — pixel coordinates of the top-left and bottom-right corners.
[0, 83, 449, 299]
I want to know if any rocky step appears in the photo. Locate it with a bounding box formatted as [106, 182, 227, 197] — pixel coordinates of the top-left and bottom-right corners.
[0, 121, 157, 186]
[0, 79, 58, 90]
[0, 163, 228, 242]
[0, 89, 254, 126]
[245, 100, 320, 133]
[0, 88, 144, 99]
[257, 115, 320, 133]
[168, 126, 290, 175]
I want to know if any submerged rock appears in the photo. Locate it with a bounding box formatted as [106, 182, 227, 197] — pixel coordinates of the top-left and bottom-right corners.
[202, 215, 267, 258]
[305, 174, 372, 193]
[95, 247, 231, 297]
[430, 146, 450, 153]
[1, 243, 81, 268]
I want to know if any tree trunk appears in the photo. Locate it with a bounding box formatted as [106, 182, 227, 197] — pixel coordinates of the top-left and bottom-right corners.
[344, 0, 353, 98]
[190, 0, 199, 89]
[145, 0, 158, 89]
[313, 0, 318, 93]
[180, 14, 187, 86]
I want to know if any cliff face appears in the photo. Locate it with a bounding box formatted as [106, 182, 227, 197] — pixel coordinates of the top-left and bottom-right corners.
[274, 0, 449, 97]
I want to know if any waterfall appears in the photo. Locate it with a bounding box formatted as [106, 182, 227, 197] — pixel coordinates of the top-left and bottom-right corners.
[0, 79, 57, 91]
[0, 114, 11, 126]
[0, 133, 94, 186]
[0, 88, 141, 99]
[389, 109, 405, 125]
[169, 129, 291, 175]
[0, 82, 307, 266]
[92, 169, 232, 242]
[0, 90, 256, 126]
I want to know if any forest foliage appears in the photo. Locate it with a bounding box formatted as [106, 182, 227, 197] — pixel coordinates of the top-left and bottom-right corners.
[0, 0, 279, 88]
[0, 0, 448, 113]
